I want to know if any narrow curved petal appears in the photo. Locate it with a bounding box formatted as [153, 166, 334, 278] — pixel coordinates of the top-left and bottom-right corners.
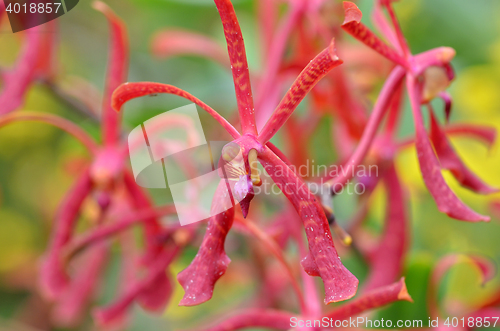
[234, 216, 305, 311]
[326, 278, 412, 320]
[112, 82, 240, 139]
[254, 2, 304, 125]
[364, 164, 408, 291]
[397, 123, 497, 151]
[384, 76, 405, 135]
[372, 0, 400, 52]
[341, 2, 407, 68]
[258, 39, 343, 144]
[379, 0, 410, 58]
[177, 180, 235, 306]
[93, 1, 129, 146]
[64, 205, 177, 258]
[93, 247, 176, 327]
[0, 111, 98, 154]
[200, 309, 293, 331]
[428, 254, 496, 319]
[40, 169, 93, 299]
[325, 66, 406, 189]
[123, 172, 163, 259]
[123, 172, 172, 311]
[432, 254, 496, 289]
[407, 75, 489, 222]
[444, 124, 497, 149]
[52, 243, 109, 327]
[214, 0, 257, 135]
[151, 29, 228, 67]
[0, 26, 46, 114]
[429, 110, 498, 194]
[259, 147, 358, 304]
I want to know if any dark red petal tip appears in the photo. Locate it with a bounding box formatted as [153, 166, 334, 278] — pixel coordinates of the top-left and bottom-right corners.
[177, 182, 235, 306]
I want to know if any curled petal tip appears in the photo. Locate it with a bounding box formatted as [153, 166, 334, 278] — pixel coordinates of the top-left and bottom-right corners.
[342, 2, 362, 25]
[111, 84, 126, 112]
[397, 278, 413, 302]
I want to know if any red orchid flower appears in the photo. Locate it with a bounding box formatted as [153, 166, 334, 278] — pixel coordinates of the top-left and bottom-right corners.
[112, 0, 359, 306]
[327, 1, 496, 222]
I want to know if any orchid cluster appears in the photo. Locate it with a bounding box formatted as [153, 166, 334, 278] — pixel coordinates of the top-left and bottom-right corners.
[0, 0, 499, 330]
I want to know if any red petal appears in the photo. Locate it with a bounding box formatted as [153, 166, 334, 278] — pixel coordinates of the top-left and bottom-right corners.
[327, 68, 368, 140]
[384, 76, 405, 136]
[428, 254, 496, 318]
[111, 82, 240, 139]
[214, 0, 257, 135]
[40, 169, 93, 299]
[372, 0, 400, 52]
[326, 278, 412, 320]
[254, 2, 304, 127]
[445, 124, 497, 149]
[364, 164, 408, 291]
[234, 216, 305, 311]
[93, 1, 129, 146]
[325, 67, 406, 188]
[123, 172, 163, 258]
[93, 247, 175, 327]
[136, 270, 173, 313]
[258, 39, 343, 143]
[429, 110, 498, 194]
[0, 26, 47, 114]
[151, 29, 228, 67]
[177, 180, 235, 306]
[52, 243, 108, 327]
[341, 2, 407, 68]
[200, 309, 293, 331]
[432, 254, 496, 289]
[123, 172, 173, 311]
[259, 147, 358, 303]
[65, 204, 177, 257]
[379, 0, 411, 58]
[407, 75, 489, 222]
[0, 111, 98, 154]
